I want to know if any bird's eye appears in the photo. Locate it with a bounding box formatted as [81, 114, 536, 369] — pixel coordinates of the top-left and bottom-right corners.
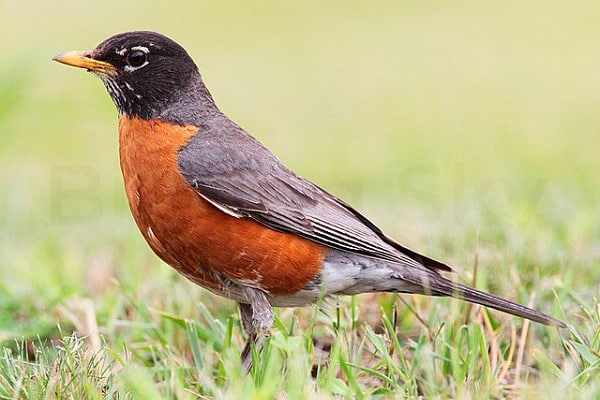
[126, 50, 147, 67]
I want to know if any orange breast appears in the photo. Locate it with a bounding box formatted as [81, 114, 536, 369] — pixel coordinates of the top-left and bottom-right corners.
[118, 116, 327, 295]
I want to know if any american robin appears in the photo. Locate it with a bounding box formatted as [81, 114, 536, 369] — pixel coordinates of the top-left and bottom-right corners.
[53, 31, 566, 364]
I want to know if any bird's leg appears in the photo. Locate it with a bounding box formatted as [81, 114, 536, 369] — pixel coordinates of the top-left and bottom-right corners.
[239, 302, 258, 371]
[238, 287, 274, 371]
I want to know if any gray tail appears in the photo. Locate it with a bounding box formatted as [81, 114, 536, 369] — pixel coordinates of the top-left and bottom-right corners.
[405, 272, 566, 328]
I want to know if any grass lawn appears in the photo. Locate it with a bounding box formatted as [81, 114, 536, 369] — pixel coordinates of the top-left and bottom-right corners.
[1, 1, 599, 398]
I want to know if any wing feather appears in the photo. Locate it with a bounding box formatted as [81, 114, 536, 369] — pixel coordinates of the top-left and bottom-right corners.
[178, 122, 451, 273]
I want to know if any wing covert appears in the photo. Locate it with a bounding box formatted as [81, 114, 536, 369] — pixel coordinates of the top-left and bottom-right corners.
[178, 122, 451, 273]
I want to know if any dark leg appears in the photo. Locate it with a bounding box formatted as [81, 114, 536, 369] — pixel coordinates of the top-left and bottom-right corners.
[239, 302, 257, 371]
[238, 287, 274, 371]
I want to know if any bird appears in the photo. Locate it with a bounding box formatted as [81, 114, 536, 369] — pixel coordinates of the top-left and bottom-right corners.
[53, 31, 566, 366]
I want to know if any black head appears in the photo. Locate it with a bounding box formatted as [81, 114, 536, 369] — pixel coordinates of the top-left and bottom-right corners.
[54, 31, 218, 124]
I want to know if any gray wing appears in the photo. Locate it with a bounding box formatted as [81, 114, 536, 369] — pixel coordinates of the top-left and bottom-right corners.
[178, 122, 451, 273]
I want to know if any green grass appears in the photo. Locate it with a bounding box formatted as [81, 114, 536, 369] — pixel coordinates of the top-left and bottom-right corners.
[1, 0, 599, 398]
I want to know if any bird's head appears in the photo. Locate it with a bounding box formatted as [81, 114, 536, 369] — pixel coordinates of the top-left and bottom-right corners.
[53, 31, 215, 123]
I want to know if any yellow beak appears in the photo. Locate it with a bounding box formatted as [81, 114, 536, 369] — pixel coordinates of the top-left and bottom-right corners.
[52, 50, 117, 76]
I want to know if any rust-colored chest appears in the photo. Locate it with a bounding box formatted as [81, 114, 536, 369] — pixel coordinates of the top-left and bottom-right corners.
[117, 117, 326, 295]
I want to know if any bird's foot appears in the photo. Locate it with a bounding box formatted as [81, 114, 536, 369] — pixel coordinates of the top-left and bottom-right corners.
[238, 287, 274, 372]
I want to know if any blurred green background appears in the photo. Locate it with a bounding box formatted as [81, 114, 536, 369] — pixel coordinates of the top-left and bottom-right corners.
[1, 0, 598, 340]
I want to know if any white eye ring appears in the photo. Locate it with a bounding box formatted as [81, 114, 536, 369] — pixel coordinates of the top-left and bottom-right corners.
[124, 46, 150, 72]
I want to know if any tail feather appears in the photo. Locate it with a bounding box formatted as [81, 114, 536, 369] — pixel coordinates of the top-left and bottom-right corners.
[403, 271, 566, 328]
